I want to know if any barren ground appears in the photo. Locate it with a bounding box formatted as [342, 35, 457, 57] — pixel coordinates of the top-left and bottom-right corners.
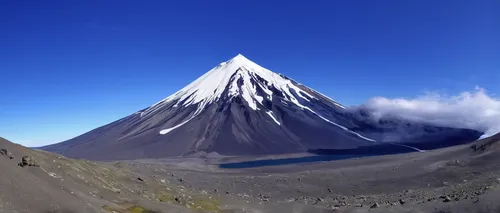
[1, 134, 500, 213]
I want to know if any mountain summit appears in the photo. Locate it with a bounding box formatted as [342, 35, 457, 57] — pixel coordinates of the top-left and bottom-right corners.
[41, 55, 481, 160]
[144, 54, 369, 140]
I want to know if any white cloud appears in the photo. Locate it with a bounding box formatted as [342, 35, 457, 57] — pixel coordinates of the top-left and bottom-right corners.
[362, 87, 500, 138]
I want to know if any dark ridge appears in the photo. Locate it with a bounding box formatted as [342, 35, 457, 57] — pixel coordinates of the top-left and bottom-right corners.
[252, 72, 270, 85]
[275, 106, 287, 118]
[263, 99, 273, 111]
[278, 73, 290, 80]
[288, 88, 309, 106]
[216, 102, 225, 112]
[178, 92, 197, 106]
[249, 76, 270, 105]
[298, 91, 309, 99]
[236, 75, 244, 88]
[270, 86, 285, 98]
[233, 96, 243, 105]
[243, 109, 252, 128]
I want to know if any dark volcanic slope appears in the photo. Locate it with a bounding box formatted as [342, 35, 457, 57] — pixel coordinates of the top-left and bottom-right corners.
[41, 55, 481, 160]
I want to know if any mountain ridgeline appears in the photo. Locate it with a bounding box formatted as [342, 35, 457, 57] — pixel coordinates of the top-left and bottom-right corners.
[41, 54, 482, 160]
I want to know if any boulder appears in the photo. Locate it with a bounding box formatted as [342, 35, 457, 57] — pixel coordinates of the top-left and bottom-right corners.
[399, 199, 406, 204]
[370, 202, 379, 208]
[18, 156, 39, 167]
[0, 148, 13, 159]
[442, 196, 452, 202]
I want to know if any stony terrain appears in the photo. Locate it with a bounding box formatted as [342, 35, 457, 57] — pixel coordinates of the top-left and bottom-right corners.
[2, 133, 500, 212]
[115, 133, 500, 213]
[0, 137, 193, 213]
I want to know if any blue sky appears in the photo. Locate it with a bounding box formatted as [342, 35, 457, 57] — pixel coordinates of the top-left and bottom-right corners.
[1, 0, 498, 147]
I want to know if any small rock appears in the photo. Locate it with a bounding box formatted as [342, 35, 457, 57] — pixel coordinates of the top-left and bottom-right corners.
[471, 144, 477, 151]
[370, 202, 379, 208]
[443, 196, 452, 202]
[48, 172, 61, 179]
[399, 199, 405, 204]
[137, 177, 144, 182]
[327, 188, 332, 193]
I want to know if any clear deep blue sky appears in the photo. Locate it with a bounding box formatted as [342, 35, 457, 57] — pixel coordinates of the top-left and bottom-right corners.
[1, 0, 499, 146]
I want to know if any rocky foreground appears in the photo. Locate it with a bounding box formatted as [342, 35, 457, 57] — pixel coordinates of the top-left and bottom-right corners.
[1, 134, 500, 213]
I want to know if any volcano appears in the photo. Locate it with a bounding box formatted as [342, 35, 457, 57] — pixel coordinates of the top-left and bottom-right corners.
[41, 54, 482, 160]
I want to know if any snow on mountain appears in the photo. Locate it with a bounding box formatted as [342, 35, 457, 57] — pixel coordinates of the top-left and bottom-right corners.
[40, 54, 482, 160]
[148, 54, 311, 110]
[145, 54, 367, 140]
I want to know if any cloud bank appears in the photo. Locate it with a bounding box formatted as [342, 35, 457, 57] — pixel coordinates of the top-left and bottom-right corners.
[363, 87, 500, 138]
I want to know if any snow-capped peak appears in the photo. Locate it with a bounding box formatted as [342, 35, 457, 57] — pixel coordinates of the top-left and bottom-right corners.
[143, 54, 320, 115]
[231, 53, 248, 61]
[143, 54, 368, 141]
